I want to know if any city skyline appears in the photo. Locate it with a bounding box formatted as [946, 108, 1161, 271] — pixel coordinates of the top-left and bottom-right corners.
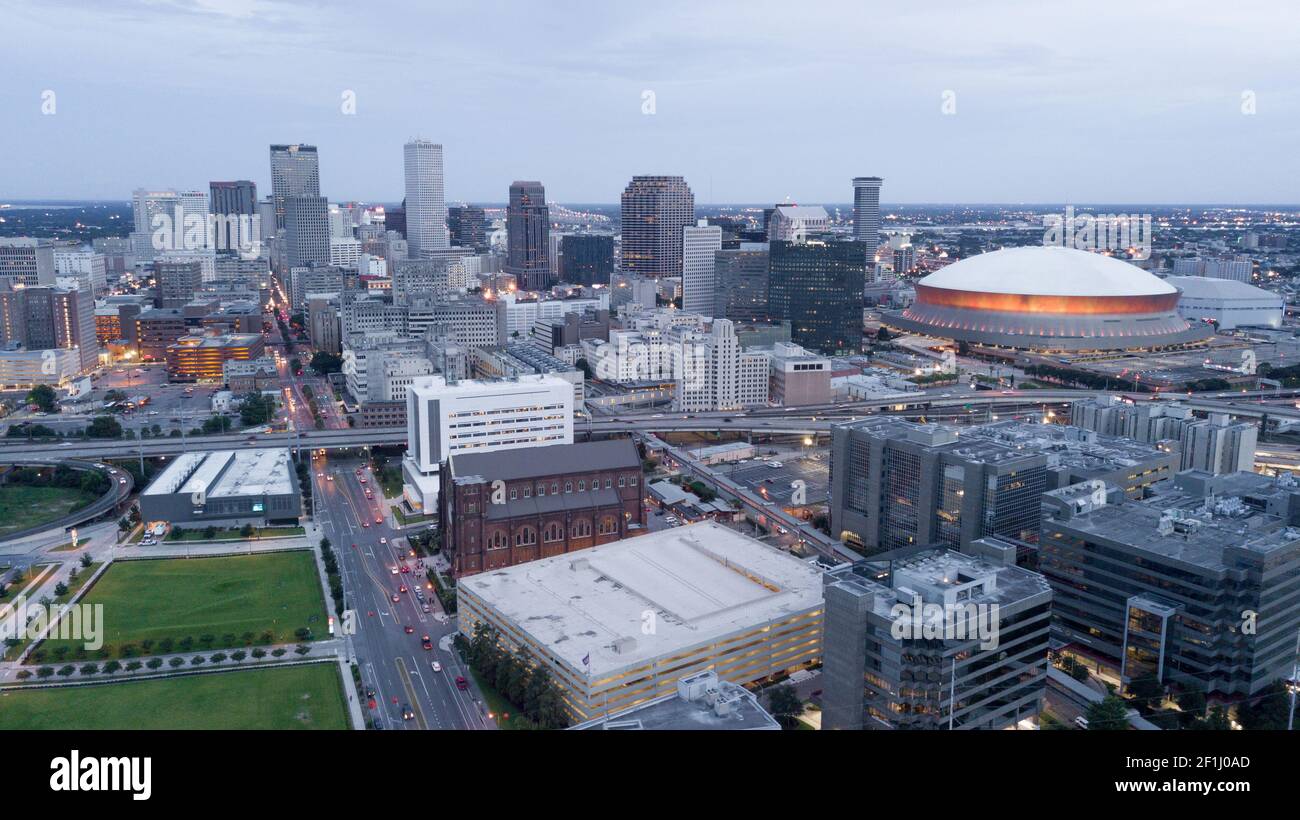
[3, 1, 1298, 203]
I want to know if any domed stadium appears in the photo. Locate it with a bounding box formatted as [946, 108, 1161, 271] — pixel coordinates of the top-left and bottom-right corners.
[883, 246, 1214, 351]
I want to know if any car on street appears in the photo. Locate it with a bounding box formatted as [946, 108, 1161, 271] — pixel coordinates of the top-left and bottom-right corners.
[422, 604, 431, 613]
[390, 566, 399, 575]
[375, 516, 383, 524]
[399, 585, 408, 594]
[379, 537, 387, 544]
[421, 636, 433, 650]
[455, 676, 468, 691]
[404, 625, 414, 634]
[430, 661, 441, 672]
[401, 704, 415, 721]
[362, 521, 370, 528]
[391, 594, 400, 603]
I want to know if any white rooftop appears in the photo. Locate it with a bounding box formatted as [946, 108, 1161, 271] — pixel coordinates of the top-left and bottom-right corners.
[1165, 275, 1283, 301]
[142, 448, 294, 498]
[407, 372, 571, 399]
[918, 245, 1175, 298]
[459, 521, 824, 678]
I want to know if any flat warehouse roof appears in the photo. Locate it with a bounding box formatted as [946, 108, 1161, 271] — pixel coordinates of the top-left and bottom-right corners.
[459, 521, 823, 677]
[142, 448, 294, 499]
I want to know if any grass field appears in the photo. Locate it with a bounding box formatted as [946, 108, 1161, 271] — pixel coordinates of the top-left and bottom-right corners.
[0, 663, 349, 730]
[0, 485, 97, 537]
[34, 552, 326, 660]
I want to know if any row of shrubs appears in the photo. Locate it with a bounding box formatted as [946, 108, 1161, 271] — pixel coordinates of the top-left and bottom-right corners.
[17, 645, 313, 681]
[27, 627, 315, 664]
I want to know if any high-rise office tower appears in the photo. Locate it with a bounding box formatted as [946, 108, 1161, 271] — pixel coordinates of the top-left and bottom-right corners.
[558, 235, 614, 286]
[768, 237, 866, 355]
[828, 417, 1048, 556]
[619, 175, 694, 277]
[130, 189, 209, 257]
[448, 205, 487, 251]
[715, 244, 770, 322]
[209, 181, 258, 253]
[505, 181, 550, 291]
[284, 196, 330, 269]
[0, 238, 56, 288]
[403, 139, 449, 257]
[209, 180, 257, 217]
[0, 284, 99, 373]
[269, 144, 320, 231]
[852, 176, 883, 265]
[682, 220, 723, 317]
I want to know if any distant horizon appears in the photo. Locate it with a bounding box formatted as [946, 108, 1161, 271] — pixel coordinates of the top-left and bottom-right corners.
[5, 199, 1300, 210]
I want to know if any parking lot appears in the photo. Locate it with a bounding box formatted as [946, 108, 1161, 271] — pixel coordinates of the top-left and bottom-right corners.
[715, 454, 830, 507]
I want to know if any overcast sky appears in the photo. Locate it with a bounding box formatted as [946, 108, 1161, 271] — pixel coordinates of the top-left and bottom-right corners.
[2, 0, 1298, 204]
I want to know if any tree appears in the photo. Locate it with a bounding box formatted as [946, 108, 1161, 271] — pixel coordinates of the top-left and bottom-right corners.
[85, 415, 123, 439]
[1085, 695, 1131, 730]
[1126, 675, 1165, 714]
[26, 384, 57, 413]
[54, 582, 68, 597]
[202, 414, 232, 434]
[309, 351, 344, 375]
[1199, 705, 1232, 731]
[79, 552, 92, 568]
[765, 683, 804, 728]
[1235, 680, 1290, 731]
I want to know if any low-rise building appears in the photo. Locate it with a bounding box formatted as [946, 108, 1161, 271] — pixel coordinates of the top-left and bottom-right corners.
[139, 448, 302, 527]
[458, 520, 824, 723]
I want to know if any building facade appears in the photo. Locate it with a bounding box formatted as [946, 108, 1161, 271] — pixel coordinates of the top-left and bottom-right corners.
[439, 439, 645, 577]
[619, 175, 694, 277]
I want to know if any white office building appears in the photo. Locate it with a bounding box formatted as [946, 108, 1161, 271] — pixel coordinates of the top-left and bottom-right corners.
[768, 205, 829, 243]
[403, 139, 449, 258]
[53, 249, 108, 295]
[682, 220, 723, 317]
[402, 373, 574, 510]
[329, 237, 362, 269]
[674, 319, 769, 411]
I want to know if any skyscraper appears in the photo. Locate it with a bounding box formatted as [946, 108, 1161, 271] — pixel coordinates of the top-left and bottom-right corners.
[448, 205, 487, 251]
[852, 176, 883, 265]
[682, 220, 723, 317]
[558, 234, 614, 286]
[269, 144, 320, 231]
[0, 238, 56, 289]
[715, 244, 770, 322]
[505, 181, 550, 291]
[403, 139, 449, 257]
[209, 180, 257, 218]
[768, 237, 866, 355]
[284, 196, 330, 269]
[619, 175, 694, 277]
[210, 181, 258, 253]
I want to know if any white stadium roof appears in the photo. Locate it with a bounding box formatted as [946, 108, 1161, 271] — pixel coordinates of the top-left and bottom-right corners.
[918, 246, 1175, 298]
[1164, 275, 1282, 301]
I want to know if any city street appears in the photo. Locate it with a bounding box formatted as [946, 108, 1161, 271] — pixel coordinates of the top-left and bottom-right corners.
[309, 450, 493, 730]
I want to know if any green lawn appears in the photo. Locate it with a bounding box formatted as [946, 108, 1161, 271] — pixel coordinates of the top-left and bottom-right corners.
[33, 552, 326, 661]
[0, 485, 98, 536]
[0, 663, 349, 730]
